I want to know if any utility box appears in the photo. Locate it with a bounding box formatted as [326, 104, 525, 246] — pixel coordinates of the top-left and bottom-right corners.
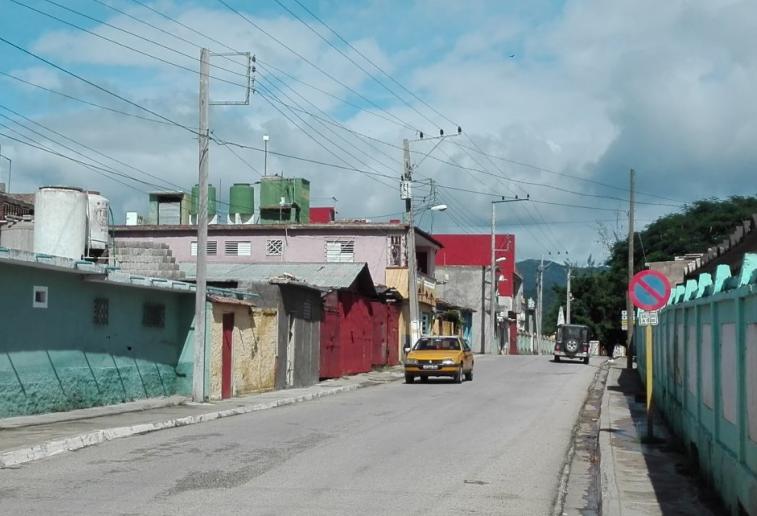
[259, 176, 310, 225]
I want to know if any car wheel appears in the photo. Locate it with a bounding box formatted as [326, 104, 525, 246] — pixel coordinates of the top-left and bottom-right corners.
[456, 365, 464, 383]
[583, 356, 590, 365]
[465, 368, 473, 381]
[420, 376, 429, 383]
[554, 355, 561, 362]
[405, 374, 414, 383]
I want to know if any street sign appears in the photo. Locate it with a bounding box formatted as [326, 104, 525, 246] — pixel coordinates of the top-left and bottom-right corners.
[629, 270, 672, 311]
[649, 310, 659, 325]
[638, 310, 650, 326]
[637, 310, 659, 326]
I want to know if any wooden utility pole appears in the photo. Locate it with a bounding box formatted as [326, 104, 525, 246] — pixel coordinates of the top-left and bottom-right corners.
[403, 139, 420, 347]
[626, 169, 635, 369]
[566, 266, 572, 325]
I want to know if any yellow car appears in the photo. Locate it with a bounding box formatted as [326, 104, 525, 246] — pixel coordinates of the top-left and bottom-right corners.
[403, 336, 474, 383]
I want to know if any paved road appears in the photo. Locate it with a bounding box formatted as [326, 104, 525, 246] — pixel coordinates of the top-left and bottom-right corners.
[0, 355, 599, 515]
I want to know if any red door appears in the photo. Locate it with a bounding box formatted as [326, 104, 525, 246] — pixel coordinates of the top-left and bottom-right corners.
[320, 293, 341, 379]
[222, 313, 234, 399]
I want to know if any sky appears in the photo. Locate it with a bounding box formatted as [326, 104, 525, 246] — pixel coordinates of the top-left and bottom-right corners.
[0, 0, 755, 263]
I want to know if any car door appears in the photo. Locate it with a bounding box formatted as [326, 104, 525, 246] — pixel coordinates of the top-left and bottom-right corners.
[461, 338, 473, 369]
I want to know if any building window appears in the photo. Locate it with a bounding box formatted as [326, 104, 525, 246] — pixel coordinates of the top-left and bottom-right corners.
[93, 298, 109, 325]
[266, 239, 284, 256]
[326, 240, 354, 262]
[191, 241, 217, 256]
[416, 250, 429, 274]
[33, 286, 48, 309]
[143, 303, 165, 328]
[421, 313, 430, 335]
[225, 241, 251, 256]
[388, 235, 403, 266]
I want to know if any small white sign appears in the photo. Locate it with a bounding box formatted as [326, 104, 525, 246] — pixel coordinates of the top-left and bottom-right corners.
[649, 310, 659, 325]
[639, 311, 650, 326]
[621, 310, 628, 320]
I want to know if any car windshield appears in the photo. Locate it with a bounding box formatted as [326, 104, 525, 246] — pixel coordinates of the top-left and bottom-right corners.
[413, 337, 461, 351]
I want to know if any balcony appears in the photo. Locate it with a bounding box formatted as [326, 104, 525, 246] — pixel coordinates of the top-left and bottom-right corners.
[384, 267, 437, 306]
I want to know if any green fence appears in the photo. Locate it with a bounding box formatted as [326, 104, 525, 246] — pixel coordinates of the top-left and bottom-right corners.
[635, 253, 757, 514]
[516, 333, 555, 355]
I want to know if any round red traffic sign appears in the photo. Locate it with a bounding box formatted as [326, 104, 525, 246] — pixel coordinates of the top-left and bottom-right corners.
[629, 270, 672, 311]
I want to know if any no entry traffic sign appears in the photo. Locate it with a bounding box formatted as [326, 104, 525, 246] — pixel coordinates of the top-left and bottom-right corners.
[629, 270, 672, 311]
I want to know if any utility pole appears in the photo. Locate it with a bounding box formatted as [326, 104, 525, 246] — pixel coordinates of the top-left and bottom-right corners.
[403, 138, 420, 347]
[566, 266, 572, 325]
[536, 255, 544, 354]
[193, 48, 210, 402]
[626, 168, 635, 369]
[490, 197, 527, 354]
[193, 48, 252, 401]
[489, 202, 496, 354]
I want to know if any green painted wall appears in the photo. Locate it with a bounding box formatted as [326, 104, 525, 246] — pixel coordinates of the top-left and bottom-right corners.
[0, 262, 196, 418]
[635, 254, 757, 515]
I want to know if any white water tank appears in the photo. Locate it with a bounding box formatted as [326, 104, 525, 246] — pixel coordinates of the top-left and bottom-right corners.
[33, 186, 87, 260]
[86, 191, 109, 251]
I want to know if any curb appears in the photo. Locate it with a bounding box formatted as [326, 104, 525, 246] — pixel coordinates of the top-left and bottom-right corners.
[0, 380, 383, 469]
[599, 365, 622, 516]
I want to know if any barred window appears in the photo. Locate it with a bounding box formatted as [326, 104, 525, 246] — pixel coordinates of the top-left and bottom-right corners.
[191, 241, 218, 256]
[225, 241, 251, 256]
[143, 303, 165, 328]
[93, 298, 109, 325]
[389, 235, 403, 266]
[326, 240, 354, 262]
[266, 239, 284, 256]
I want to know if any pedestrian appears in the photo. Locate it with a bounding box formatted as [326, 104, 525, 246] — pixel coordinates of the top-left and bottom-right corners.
[604, 341, 615, 361]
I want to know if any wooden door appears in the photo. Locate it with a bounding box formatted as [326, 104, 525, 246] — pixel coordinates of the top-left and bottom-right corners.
[222, 313, 234, 399]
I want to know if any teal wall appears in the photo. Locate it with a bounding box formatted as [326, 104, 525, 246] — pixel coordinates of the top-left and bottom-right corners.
[0, 261, 196, 417]
[635, 254, 757, 515]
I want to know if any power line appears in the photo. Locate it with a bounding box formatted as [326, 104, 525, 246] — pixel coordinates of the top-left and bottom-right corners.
[215, 0, 419, 132]
[271, 0, 443, 130]
[10, 1, 252, 92]
[290, 0, 459, 128]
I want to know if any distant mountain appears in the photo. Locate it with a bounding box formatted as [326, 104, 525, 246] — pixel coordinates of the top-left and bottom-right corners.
[516, 259, 567, 314]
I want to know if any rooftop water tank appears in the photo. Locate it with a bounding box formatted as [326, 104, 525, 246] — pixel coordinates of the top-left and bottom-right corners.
[228, 183, 254, 224]
[33, 186, 87, 260]
[86, 191, 109, 252]
[190, 184, 217, 224]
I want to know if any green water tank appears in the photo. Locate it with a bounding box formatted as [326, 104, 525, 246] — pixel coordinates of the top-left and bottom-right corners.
[228, 183, 254, 217]
[190, 184, 217, 217]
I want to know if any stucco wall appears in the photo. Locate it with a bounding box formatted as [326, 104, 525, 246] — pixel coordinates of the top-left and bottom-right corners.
[115, 229, 401, 287]
[208, 304, 278, 399]
[436, 266, 494, 353]
[0, 261, 195, 417]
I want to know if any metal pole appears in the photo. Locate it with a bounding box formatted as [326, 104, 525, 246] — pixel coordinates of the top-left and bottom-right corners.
[626, 169, 635, 369]
[537, 255, 543, 355]
[404, 139, 420, 346]
[645, 323, 654, 439]
[566, 266, 572, 325]
[193, 48, 210, 402]
[489, 202, 496, 355]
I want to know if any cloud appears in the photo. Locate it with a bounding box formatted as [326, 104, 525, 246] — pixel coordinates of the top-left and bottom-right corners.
[3, 0, 756, 264]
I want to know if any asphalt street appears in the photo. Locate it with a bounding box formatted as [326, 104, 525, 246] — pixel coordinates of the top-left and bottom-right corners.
[0, 355, 599, 515]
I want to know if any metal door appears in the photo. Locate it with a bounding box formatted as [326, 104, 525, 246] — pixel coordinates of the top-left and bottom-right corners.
[158, 201, 180, 225]
[222, 313, 233, 399]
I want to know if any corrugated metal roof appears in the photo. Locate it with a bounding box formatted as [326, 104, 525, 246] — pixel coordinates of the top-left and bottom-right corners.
[180, 262, 375, 293]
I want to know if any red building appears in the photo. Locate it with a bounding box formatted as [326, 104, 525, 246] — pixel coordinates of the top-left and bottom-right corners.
[434, 234, 520, 354]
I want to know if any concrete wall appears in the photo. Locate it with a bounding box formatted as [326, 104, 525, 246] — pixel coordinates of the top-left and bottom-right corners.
[208, 304, 278, 400]
[436, 265, 499, 354]
[241, 282, 321, 390]
[635, 255, 757, 515]
[0, 261, 195, 418]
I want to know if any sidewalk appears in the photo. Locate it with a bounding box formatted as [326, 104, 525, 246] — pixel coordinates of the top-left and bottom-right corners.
[0, 367, 403, 468]
[599, 362, 723, 515]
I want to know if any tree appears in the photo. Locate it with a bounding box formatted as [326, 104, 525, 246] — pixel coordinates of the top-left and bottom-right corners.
[557, 195, 757, 348]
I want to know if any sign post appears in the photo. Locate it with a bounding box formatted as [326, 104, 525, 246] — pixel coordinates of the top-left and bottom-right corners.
[629, 270, 671, 441]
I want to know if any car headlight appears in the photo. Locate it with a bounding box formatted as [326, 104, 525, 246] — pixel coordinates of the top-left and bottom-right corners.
[441, 359, 456, 366]
[405, 358, 418, 365]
